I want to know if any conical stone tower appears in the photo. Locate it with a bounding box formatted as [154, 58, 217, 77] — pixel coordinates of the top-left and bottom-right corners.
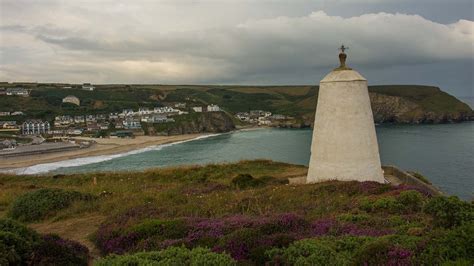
[307, 45, 384, 183]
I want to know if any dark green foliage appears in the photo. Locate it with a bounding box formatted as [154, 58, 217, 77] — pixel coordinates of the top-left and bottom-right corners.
[95, 246, 236, 265]
[398, 191, 425, 212]
[130, 219, 188, 239]
[8, 188, 95, 222]
[417, 223, 474, 265]
[267, 238, 349, 265]
[0, 219, 89, 265]
[30, 234, 89, 266]
[231, 174, 263, 189]
[424, 196, 474, 228]
[0, 219, 40, 265]
[360, 190, 426, 213]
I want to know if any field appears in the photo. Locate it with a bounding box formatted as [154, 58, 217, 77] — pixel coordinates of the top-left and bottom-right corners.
[0, 160, 472, 265]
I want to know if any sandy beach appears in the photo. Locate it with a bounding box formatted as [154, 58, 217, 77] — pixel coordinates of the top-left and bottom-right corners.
[0, 134, 206, 171]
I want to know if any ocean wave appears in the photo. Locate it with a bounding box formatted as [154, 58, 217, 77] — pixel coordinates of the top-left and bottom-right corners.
[5, 133, 223, 175]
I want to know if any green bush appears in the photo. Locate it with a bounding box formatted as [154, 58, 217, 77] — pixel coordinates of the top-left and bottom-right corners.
[373, 197, 404, 213]
[130, 219, 188, 239]
[8, 188, 95, 222]
[0, 218, 89, 265]
[424, 196, 474, 228]
[0, 219, 40, 265]
[416, 222, 474, 265]
[95, 246, 236, 265]
[231, 174, 263, 189]
[266, 238, 350, 265]
[398, 191, 424, 212]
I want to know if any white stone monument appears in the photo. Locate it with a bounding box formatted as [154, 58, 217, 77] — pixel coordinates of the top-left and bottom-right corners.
[307, 45, 384, 183]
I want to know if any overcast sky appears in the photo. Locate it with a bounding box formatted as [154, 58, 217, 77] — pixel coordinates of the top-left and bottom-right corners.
[0, 0, 473, 97]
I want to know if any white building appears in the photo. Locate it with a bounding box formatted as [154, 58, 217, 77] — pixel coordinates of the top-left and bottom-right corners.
[122, 109, 134, 116]
[22, 120, 50, 135]
[192, 106, 203, 113]
[207, 104, 220, 112]
[82, 83, 95, 91]
[10, 111, 25, 116]
[6, 88, 29, 96]
[62, 95, 80, 106]
[123, 119, 141, 129]
[138, 107, 151, 115]
[74, 116, 85, 123]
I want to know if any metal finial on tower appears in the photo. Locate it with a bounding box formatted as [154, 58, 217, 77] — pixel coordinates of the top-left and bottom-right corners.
[335, 44, 352, 71]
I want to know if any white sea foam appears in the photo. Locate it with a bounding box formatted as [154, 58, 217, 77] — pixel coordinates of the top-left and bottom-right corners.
[5, 133, 223, 175]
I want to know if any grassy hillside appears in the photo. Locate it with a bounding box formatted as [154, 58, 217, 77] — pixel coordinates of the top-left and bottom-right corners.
[0, 84, 471, 123]
[0, 160, 472, 265]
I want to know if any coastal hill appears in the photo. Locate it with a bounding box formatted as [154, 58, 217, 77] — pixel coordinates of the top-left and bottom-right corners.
[0, 84, 472, 126]
[0, 160, 472, 264]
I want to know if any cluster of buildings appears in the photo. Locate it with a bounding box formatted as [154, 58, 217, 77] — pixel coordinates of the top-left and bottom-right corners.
[0, 87, 30, 97]
[236, 110, 287, 125]
[0, 111, 25, 116]
[0, 99, 224, 137]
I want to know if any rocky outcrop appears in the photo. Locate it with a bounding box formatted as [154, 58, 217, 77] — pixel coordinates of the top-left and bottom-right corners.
[152, 112, 235, 135]
[369, 92, 473, 124]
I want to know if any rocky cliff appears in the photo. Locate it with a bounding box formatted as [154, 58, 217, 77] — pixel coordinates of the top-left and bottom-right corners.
[147, 112, 235, 136]
[368, 86, 473, 124]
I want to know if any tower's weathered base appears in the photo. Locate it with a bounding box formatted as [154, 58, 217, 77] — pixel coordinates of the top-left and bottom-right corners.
[307, 70, 384, 183]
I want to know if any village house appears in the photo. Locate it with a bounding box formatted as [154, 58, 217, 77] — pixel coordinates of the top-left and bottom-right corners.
[269, 114, 286, 120]
[236, 112, 250, 121]
[174, 102, 186, 108]
[82, 83, 95, 91]
[0, 112, 10, 116]
[10, 111, 25, 116]
[138, 107, 151, 115]
[122, 109, 134, 117]
[74, 116, 85, 123]
[0, 121, 19, 130]
[22, 120, 50, 135]
[67, 129, 83, 135]
[0, 139, 17, 150]
[122, 118, 141, 129]
[54, 115, 74, 127]
[62, 95, 80, 106]
[6, 88, 30, 96]
[96, 114, 107, 121]
[99, 122, 110, 130]
[192, 106, 203, 113]
[109, 113, 119, 119]
[85, 115, 97, 122]
[207, 104, 220, 112]
[0, 88, 6, 95]
[86, 122, 100, 131]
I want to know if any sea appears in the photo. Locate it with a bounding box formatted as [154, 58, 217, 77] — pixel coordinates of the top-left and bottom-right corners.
[12, 122, 474, 200]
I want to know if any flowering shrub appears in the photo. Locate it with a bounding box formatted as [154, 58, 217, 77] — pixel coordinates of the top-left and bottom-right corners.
[95, 246, 236, 265]
[95, 212, 395, 262]
[30, 234, 89, 265]
[8, 188, 95, 222]
[0, 219, 89, 265]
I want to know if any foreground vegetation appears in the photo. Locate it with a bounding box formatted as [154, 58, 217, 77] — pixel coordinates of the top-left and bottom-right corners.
[0, 160, 472, 265]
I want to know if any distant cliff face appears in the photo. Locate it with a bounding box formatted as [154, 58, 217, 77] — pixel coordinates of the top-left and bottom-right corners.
[149, 112, 235, 136]
[369, 91, 473, 124]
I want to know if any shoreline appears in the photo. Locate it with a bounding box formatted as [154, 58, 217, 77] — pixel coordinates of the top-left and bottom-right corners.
[0, 133, 208, 172]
